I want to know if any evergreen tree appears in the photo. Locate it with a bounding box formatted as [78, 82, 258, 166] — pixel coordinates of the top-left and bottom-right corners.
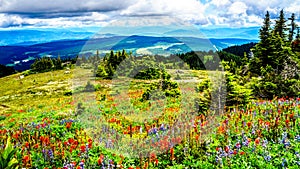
[293, 27, 300, 52]
[250, 11, 272, 75]
[288, 13, 297, 42]
[56, 55, 63, 69]
[273, 9, 288, 40]
[0, 64, 15, 78]
[96, 65, 108, 78]
[259, 11, 272, 43]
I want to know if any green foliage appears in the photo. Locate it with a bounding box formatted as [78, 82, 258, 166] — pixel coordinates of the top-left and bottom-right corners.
[96, 50, 129, 79]
[30, 56, 67, 73]
[222, 42, 257, 58]
[142, 71, 180, 101]
[176, 51, 219, 70]
[85, 81, 95, 92]
[288, 13, 297, 42]
[248, 10, 300, 99]
[134, 68, 161, 80]
[0, 137, 19, 169]
[195, 79, 212, 114]
[0, 64, 15, 78]
[63, 90, 73, 96]
[225, 71, 252, 107]
[31, 57, 54, 72]
[273, 9, 288, 40]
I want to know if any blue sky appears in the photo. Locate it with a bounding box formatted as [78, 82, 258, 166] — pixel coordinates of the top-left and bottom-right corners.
[0, 0, 299, 29]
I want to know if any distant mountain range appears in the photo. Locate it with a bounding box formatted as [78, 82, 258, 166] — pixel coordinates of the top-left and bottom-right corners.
[0, 27, 259, 71]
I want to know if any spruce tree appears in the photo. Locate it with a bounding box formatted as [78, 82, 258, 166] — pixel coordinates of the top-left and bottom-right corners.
[273, 9, 288, 40]
[56, 55, 62, 69]
[288, 13, 297, 42]
[250, 11, 272, 75]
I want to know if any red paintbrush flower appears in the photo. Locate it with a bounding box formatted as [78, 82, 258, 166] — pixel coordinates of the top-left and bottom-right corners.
[170, 148, 174, 160]
[34, 143, 39, 149]
[155, 159, 159, 166]
[44, 136, 50, 145]
[22, 155, 30, 164]
[80, 144, 86, 152]
[25, 142, 29, 148]
[255, 137, 260, 145]
[97, 158, 103, 165]
[68, 138, 74, 144]
[247, 122, 251, 128]
[40, 136, 44, 142]
[240, 151, 245, 155]
[225, 146, 229, 153]
[66, 122, 72, 129]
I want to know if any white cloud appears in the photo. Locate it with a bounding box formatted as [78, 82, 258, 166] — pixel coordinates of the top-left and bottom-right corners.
[0, 0, 299, 28]
[0, 14, 25, 27]
[120, 0, 208, 24]
[210, 0, 231, 7]
[0, 0, 137, 13]
[285, 2, 300, 14]
[0, 12, 112, 28]
[228, 2, 247, 15]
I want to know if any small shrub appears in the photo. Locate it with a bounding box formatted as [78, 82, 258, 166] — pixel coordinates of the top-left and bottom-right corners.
[63, 90, 72, 96]
[85, 81, 95, 92]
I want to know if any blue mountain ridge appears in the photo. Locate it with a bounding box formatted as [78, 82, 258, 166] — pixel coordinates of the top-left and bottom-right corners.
[0, 35, 258, 71]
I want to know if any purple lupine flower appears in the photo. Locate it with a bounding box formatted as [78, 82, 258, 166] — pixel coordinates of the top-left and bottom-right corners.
[153, 127, 157, 134]
[42, 149, 46, 159]
[242, 140, 249, 147]
[159, 124, 165, 131]
[48, 149, 53, 157]
[228, 150, 234, 157]
[79, 161, 84, 169]
[262, 139, 268, 148]
[284, 140, 291, 148]
[251, 129, 255, 135]
[264, 155, 271, 162]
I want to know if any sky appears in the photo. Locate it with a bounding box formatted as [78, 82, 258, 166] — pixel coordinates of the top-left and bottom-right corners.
[0, 0, 299, 29]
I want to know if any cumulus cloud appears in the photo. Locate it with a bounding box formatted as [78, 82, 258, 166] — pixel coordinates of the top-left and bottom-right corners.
[0, 0, 299, 28]
[120, 0, 208, 24]
[0, 0, 136, 14]
[0, 14, 28, 28]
